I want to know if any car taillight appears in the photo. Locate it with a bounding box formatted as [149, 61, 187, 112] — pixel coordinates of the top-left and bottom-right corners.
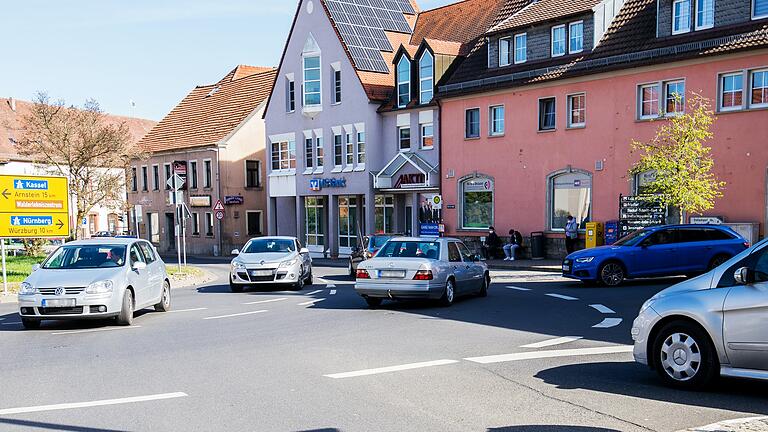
[413, 270, 433, 280]
[356, 269, 371, 279]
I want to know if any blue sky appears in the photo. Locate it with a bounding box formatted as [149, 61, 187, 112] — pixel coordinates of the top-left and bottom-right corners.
[1, 0, 452, 121]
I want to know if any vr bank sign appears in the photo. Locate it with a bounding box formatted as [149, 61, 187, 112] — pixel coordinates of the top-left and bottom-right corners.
[309, 178, 346, 191]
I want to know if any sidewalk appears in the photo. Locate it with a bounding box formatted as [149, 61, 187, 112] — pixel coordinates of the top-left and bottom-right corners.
[485, 258, 562, 272]
[679, 417, 768, 432]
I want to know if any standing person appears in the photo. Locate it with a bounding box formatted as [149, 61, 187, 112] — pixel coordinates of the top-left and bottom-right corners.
[482, 226, 502, 259]
[565, 215, 579, 254]
[503, 229, 523, 261]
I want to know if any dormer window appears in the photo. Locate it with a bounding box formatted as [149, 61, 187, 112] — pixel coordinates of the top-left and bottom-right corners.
[551, 25, 566, 57]
[303, 56, 321, 106]
[419, 51, 434, 105]
[397, 56, 411, 108]
[695, 0, 714, 29]
[569, 21, 584, 53]
[672, 0, 692, 34]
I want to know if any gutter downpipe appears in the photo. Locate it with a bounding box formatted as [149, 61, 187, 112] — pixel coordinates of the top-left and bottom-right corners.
[216, 147, 223, 257]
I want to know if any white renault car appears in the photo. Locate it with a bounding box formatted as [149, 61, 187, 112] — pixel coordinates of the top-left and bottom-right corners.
[17, 238, 171, 329]
[230, 236, 313, 292]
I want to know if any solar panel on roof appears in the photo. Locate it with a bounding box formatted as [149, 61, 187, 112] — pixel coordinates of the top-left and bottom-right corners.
[392, 0, 415, 14]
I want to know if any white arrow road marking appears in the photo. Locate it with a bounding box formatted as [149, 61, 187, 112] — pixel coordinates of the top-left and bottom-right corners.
[298, 298, 326, 306]
[305, 289, 323, 295]
[168, 307, 208, 313]
[242, 298, 287, 305]
[325, 359, 459, 379]
[506, 286, 531, 291]
[0, 392, 188, 416]
[465, 345, 634, 364]
[326, 283, 336, 288]
[546, 293, 579, 301]
[203, 310, 268, 320]
[330, 289, 337, 295]
[520, 336, 583, 349]
[51, 326, 142, 335]
[592, 318, 623, 328]
[589, 304, 616, 314]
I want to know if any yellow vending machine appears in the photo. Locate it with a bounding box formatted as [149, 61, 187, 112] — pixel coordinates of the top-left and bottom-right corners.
[585, 222, 605, 248]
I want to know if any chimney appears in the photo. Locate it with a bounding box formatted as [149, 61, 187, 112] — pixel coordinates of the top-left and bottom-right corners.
[8, 98, 16, 112]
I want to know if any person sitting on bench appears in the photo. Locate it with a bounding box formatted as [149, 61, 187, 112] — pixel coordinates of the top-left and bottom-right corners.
[481, 227, 503, 259]
[503, 229, 523, 261]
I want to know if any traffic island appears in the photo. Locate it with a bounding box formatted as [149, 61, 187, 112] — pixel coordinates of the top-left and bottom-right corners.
[165, 265, 215, 288]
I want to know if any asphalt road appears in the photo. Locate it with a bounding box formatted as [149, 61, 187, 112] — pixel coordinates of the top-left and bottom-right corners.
[0, 263, 766, 432]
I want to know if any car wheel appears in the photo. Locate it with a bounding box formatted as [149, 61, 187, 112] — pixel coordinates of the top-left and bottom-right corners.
[229, 280, 244, 293]
[115, 289, 134, 326]
[708, 254, 730, 271]
[365, 297, 383, 309]
[154, 280, 171, 312]
[653, 321, 718, 389]
[440, 279, 456, 307]
[348, 260, 355, 278]
[294, 269, 305, 290]
[478, 275, 489, 297]
[21, 318, 40, 330]
[599, 262, 625, 286]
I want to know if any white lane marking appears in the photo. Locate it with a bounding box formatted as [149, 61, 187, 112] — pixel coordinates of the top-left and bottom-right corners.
[520, 336, 583, 349]
[465, 345, 634, 364]
[592, 318, 623, 328]
[203, 310, 268, 320]
[242, 298, 287, 305]
[298, 298, 326, 306]
[545, 293, 579, 301]
[0, 392, 188, 416]
[330, 289, 337, 295]
[305, 289, 323, 295]
[2, 322, 21, 325]
[589, 304, 616, 314]
[506, 286, 531, 291]
[51, 326, 142, 335]
[0, 317, 5, 320]
[168, 307, 208, 313]
[325, 359, 459, 379]
[326, 284, 336, 288]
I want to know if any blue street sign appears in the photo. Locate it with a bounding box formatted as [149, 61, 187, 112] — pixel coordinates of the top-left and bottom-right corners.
[420, 223, 439, 236]
[13, 179, 49, 190]
[11, 216, 53, 226]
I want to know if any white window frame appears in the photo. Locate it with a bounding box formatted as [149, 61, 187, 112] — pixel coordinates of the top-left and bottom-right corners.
[205, 212, 214, 237]
[638, 83, 661, 119]
[749, 68, 768, 108]
[514, 33, 527, 64]
[567, 93, 587, 128]
[664, 79, 686, 115]
[344, 130, 354, 167]
[465, 107, 481, 138]
[302, 54, 322, 107]
[355, 127, 366, 168]
[719, 72, 745, 112]
[419, 51, 434, 104]
[189, 160, 198, 189]
[499, 37, 512, 67]
[333, 131, 343, 170]
[421, 123, 434, 149]
[304, 131, 314, 173]
[753, 0, 768, 19]
[551, 25, 566, 57]
[203, 158, 213, 188]
[191, 212, 200, 236]
[695, 0, 714, 30]
[286, 77, 295, 112]
[314, 131, 324, 172]
[163, 163, 172, 190]
[569, 21, 584, 54]
[397, 56, 411, 108]
[398, 126, 411, 151]
[538, 97, 557, 131]
[333, 68, 342, 104]
[672, 0, 692, 35]
[489, 105, 505, 136]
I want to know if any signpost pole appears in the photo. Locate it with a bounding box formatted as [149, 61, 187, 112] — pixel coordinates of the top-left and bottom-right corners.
[173, 177, 182, 273]
[1, 239, 6, 296]
[182, 213, 187, 268]
[134, 207, 140, 238]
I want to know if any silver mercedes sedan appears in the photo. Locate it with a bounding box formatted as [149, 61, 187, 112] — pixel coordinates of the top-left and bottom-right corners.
[354, 237, 489, 308]
[230, 236, 313, 291]
[632, 237, 768, 389]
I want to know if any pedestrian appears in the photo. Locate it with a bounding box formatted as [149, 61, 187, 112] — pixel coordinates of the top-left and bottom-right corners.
[565, 215, 579, 254]
[482, 226, 502, 259]
[503, 228, 523, 261]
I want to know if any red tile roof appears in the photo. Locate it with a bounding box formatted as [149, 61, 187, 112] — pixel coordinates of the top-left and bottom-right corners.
[490, 0, 602, 34]
[137, 66, 276, 153]
[0, 97, 156, 163]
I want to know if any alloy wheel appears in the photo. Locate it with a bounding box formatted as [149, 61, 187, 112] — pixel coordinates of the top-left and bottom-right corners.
[660, 332, 702, 381]
[600, 263, 624, 286]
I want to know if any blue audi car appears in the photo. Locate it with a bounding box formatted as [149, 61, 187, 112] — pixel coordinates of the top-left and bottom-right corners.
[563, 224, 749, 286]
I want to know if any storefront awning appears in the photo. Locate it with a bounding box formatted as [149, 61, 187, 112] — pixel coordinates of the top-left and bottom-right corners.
[372, 152, 439, 190]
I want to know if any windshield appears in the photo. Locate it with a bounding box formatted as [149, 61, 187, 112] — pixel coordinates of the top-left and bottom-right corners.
[613, 229, 653, 246]
[43, 245, 127, 269]
[376, 241, 440, 259]
[243, 239, 295, 254]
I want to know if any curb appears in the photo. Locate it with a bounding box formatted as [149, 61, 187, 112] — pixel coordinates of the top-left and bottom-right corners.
[679, 417, 768, 432]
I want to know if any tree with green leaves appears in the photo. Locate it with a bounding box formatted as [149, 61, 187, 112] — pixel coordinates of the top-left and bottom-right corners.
[629, 93, 725, 219]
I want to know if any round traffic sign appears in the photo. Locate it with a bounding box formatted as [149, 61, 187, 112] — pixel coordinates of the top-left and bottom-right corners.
[215, 210, 224, 220]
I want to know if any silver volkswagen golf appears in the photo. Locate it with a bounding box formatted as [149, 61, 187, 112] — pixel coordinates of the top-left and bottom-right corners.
[17, 238, 171, 329]
[354, 237, 489, 308]
[632, 237, 768, 389]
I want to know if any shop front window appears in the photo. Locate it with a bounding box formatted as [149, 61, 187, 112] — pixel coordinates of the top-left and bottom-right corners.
[338, 196, 358, 249]
[460, 176, 494, 229]
[374, 195, 394, 234]
[305, 197, 325, 247]
[549, 171, 591, 231]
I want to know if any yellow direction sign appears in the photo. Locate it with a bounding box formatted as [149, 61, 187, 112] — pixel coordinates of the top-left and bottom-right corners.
[0, 175, 70, 238]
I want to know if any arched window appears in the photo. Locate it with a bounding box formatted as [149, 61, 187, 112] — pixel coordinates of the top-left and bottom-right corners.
[397, 56, 411, 108]
[548, 170, 592, 231]
[459, 175, 494, 230]
[419, 51, 434, 105]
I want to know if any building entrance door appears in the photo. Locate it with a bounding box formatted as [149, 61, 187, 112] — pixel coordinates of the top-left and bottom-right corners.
[165, 213, 175, 250]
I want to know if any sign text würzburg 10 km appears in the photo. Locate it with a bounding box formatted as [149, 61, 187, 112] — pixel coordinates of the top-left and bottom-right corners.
[0, 175, 70, 238]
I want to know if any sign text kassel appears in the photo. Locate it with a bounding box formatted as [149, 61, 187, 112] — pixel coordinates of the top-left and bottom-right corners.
[0, 175, 70, 238]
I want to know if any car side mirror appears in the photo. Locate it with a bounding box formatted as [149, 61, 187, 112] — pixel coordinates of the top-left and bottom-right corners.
[132, 261, 147, 271]
[231, 249, 240, 256]
[474, 254, 483, 262]
[31, 264, 41, 272]
[734, 267, 755, 285]
[300, 248, 310, 255]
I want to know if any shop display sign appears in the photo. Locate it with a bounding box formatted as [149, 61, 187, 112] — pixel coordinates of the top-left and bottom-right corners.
[394, 173, 426, 188]
[309, 178, 346, 191]
[189, 195, 211, 207]
[463, 178, 494, 192]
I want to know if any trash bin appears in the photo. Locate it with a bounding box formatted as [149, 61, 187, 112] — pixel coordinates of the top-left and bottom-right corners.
[585, 222, 605, 248]
[530, 231, 545, 260]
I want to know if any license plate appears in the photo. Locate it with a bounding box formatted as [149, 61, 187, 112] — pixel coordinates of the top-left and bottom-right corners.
[380, 270, 405, 279]
[562, 265, 571, 272]
[42, 298, 76, 307]
[250, 270, 273, 277]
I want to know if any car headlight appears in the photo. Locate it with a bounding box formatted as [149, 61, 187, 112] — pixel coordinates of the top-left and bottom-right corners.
[279, 258, 299, 268]
[19, 282, 37, 295]
[85, 280, 114, 294]
[575, 257, 595, 263]
[231, 261, 245, 270]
